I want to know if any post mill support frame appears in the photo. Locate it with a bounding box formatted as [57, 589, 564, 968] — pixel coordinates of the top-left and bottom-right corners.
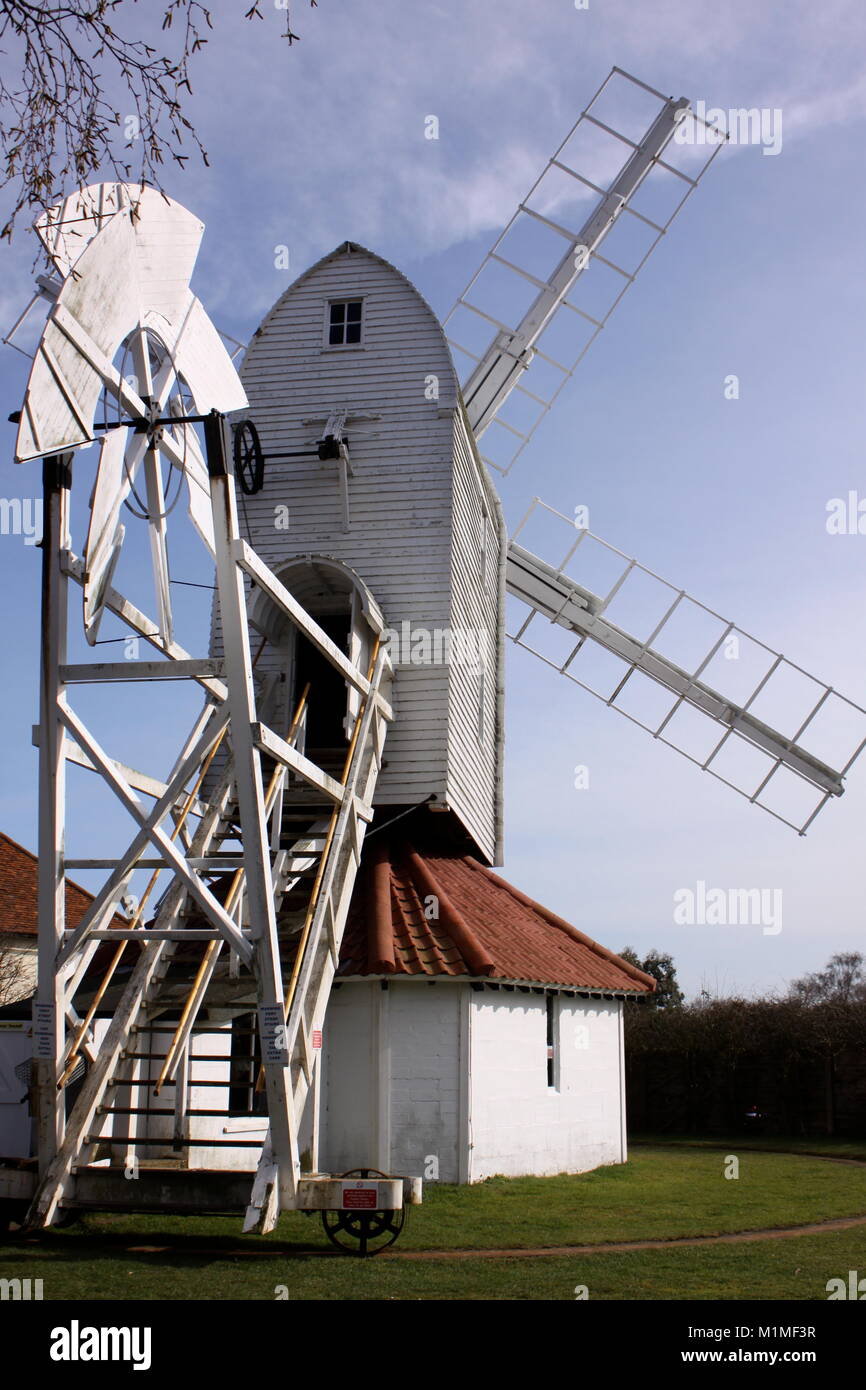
[18, 408, 410, 1243]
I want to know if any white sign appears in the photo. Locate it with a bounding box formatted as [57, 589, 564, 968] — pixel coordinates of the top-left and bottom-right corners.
[33, 1003, 55, 1059]
[258, 1005, 289, 1066]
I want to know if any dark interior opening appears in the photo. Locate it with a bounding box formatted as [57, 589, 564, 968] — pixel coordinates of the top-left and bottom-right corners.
[292, 611, 351, 758]
[228, 1012, 266, 1116]
[546, 994, 556, 1089]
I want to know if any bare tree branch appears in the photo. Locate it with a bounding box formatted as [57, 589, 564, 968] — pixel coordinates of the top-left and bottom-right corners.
[0, 0, 318, 239]
[0, 945, 26, 1005]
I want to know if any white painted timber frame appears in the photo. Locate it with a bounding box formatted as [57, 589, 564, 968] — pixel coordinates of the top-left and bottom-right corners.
[25, 425, 393, 1230]
[15, 186, 396, 1234]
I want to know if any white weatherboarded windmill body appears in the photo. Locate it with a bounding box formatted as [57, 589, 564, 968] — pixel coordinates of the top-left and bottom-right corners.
[1, 67, 865, 1250]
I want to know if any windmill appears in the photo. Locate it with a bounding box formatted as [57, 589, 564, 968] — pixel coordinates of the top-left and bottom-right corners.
[2, 67, 864, 1250]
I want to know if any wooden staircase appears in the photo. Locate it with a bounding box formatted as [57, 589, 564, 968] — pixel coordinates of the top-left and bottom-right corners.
[25, 635, 391, 1233]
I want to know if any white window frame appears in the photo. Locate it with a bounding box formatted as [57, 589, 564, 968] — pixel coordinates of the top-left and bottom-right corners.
[323, 296, 366, 350]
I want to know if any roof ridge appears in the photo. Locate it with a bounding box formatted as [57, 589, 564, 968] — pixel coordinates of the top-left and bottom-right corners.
[0, 830, 38, 864]
[338, 839, 655, 992]
[367, 838, 396, 973]
[403, 848, 496, 977]
[460, 856, 656, 993]
[393, 883, 460, 974]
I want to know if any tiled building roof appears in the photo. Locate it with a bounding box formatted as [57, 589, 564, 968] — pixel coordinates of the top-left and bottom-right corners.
[0, 831, 123, 936]
[1, 827, 653, 996]
[338, 838, 655, 994]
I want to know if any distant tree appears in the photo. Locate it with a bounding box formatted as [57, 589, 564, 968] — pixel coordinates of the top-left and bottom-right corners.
[789, 952, 865, 1006]
[620, 947, 684, 1009]
[0, 0, 318, 239]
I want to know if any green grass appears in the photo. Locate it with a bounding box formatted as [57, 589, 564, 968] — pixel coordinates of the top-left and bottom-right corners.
[2, 1147, 864, 1300]
[3, 1229, 865, 1301]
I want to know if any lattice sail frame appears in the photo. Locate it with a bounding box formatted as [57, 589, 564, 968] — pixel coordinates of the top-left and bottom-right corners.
[506, 501, 866, 834]
[444, 66, 726, 476]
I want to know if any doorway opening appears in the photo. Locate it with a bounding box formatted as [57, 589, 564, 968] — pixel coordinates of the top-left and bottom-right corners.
[248, 556, 384, 781]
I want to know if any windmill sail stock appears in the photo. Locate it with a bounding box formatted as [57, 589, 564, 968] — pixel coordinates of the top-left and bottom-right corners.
[505, 501, 866, 834]
[444, 67, 865, 832]
[443, 66, 725, 477]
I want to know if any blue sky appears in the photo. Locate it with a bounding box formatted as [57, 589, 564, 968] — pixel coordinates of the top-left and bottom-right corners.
[1, 0, 865, 998]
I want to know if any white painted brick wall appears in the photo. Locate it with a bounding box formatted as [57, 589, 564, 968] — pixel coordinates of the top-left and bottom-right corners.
[320, 985, 377, 1173]
[388, 985, 461, 1183]
[319, 982, 462, 1182]
[469, 993, 625, 1180]
[157, 984, 628, 1186]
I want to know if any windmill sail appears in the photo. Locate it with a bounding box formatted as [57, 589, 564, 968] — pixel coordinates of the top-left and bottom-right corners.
[444, 66, 725, 475]
[506, 501, 866, 834]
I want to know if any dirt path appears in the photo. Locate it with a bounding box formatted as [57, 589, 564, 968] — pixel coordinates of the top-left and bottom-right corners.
[113, 1212, 866, 1262]
[381, 1212, 866, 1261]
[382, 1148, 866, 1261]
[53, 1146, 866, 1262]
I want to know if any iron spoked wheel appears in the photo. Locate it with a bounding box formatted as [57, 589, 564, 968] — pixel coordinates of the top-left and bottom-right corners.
[232, 418, 265, 495]
[321, 1168, 406, 1257]
[322, 1207, 406, 1258]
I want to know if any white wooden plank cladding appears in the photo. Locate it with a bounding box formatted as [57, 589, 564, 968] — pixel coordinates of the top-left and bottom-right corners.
[208, 242, 501, 858]
[444, 413, 503, 862]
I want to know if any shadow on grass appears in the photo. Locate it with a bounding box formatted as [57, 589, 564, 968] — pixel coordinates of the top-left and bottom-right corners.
[0, 1219, 341, 1265]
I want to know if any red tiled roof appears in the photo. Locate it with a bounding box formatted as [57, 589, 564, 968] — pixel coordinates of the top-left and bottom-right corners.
[0, 831, 124, 936]
[0, 825, 652, 994]
[339, 838, 655, 994]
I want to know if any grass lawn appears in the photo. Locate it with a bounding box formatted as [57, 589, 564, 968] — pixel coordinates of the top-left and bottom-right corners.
[1, 1146, 864, 1300]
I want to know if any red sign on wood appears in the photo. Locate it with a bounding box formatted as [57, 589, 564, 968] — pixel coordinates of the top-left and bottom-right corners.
[342, 1186, 377, 1210]
[312, 1029, 322, 1049]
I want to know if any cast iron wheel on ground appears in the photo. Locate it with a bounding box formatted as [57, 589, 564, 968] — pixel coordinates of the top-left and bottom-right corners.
[321, 1168, 406, 1257]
